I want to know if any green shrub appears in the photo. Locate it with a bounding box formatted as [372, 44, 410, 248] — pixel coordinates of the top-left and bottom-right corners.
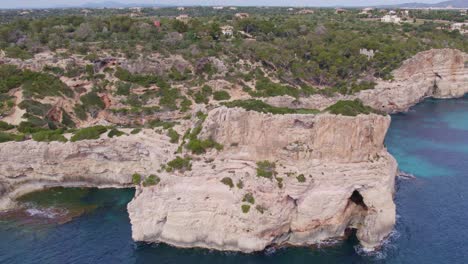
[143, 174, 160, 187]
[61, 110, 76, 128]
[213, 90, 231, 101]
[241, 204, 251, 213]
[108, 128, 125, 138]
[130, 128, 142, 134]
[148, 119, 175, 129]
[326, 100, 382, 117]
[242, 193, 255, 204]
[132, 173, 142, 185]
[74, 104, 88, 120]
[0, 121, 14, 131]
[167, 128, 180, 143]
[296, 174, 306, 183]
[276, 177, 284, 188]
[21, 71, 73, 99]
[115, 81, 132, 96]
[251, 77, 300, 98]
[180, 98, 192, 112]
[237, 179, 244, 189]
[223, 100, 319, 115]
[186, 138, 223, 154]
[0, 132, 24, 143]
[18, 100, 52, 117]
[5, 46, 33, 60]
[221, 177, 234, 188]
[167, 156, 192, 172]
[256, 161, 276, 179]
[80, 91, 105, 112]
[32, 129, 67, 142]
[70, 125, 108, 142]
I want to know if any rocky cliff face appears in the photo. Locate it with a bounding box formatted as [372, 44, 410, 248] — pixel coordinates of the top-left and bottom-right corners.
[0, 131, 176, 210]
[264, 49, 468, 113]
[128, 108, 397, 252]
[359, 49, 468, 113]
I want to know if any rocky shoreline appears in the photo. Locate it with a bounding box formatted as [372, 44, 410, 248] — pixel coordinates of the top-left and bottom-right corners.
[0, 48, 467, 253]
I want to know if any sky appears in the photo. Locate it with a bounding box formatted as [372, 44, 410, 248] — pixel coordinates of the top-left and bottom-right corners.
[0, 0, 445, 9]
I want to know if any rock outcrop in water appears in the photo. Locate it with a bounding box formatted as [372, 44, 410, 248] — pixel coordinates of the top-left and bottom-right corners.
[0, 48, 466, 253]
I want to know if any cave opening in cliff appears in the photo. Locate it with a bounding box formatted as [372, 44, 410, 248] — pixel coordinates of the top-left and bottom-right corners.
[349, 190, 368, 210]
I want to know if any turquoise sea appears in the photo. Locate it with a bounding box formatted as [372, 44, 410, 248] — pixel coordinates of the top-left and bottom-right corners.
[1, 96, 468, 263]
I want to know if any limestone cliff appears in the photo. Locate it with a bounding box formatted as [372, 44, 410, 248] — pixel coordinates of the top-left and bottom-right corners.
[0, 131, 176, 210]
[128, 108, 397, 252]
[0, 48, 466, 254]
[264, 49, 468, 113]
[359, 49, 468, 112]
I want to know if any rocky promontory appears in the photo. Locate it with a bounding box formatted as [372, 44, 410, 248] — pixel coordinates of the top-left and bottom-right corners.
[0, 48, 467, 253]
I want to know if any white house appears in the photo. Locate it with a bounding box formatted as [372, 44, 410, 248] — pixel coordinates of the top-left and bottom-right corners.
[220, 25, 234, 37]
[176, 14, 190, 23]
[360, 48, 376, 60]
[213, 6, 224, 10]
[381, 15, 401, 24]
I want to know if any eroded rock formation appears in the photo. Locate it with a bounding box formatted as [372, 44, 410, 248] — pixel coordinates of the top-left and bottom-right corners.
[128, 109, 397, 252]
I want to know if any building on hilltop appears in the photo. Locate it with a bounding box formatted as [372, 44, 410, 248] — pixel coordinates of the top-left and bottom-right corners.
[220, 25, 234, 37]
[381, 15, 401, 24]
[176, 14, 190, 23]
[235, 13, 249, 19]
[360, 48, 376, 60]
[297, 9, 315, 15]
[335, 8, 347, 14]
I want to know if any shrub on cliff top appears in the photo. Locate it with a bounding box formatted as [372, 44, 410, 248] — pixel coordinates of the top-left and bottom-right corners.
[71, 125, 107, 142]
[108, 128, 125, 138]
[241, 204, 251, 213]
[32, 129, 67, 142]
[143, 174, 160, 187]
[256, 161, 276, 179]
[0, 132, 24, 143]
[167, 156, 192, 172]
[0, 121, 14, 131]
[221, 177, 234, 188]
[167, 128, 180, 143]
[242, 193, 255, 204]
[296, 174, 306, 183]
[213, 90, 231, 101]
[132, 173, 142, 185]
[326, 99, 382, 117]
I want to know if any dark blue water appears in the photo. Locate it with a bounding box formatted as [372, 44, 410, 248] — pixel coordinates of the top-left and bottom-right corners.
[1, 97, 468, 264]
